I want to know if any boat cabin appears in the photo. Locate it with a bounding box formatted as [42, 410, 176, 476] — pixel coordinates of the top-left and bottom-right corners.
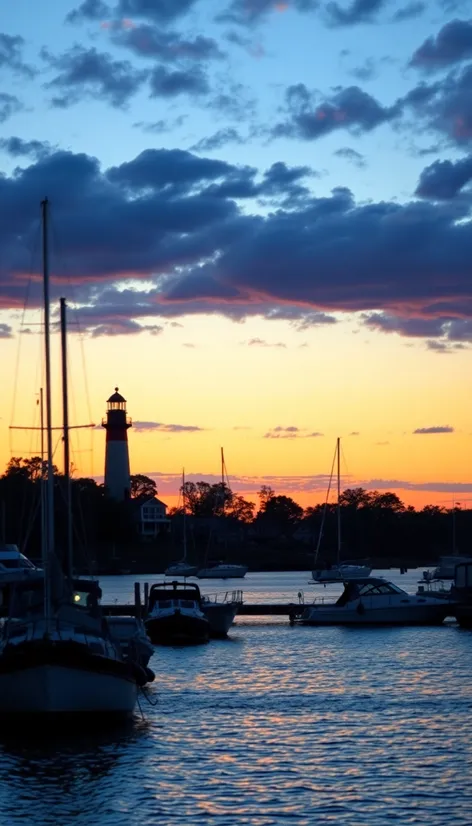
[335, 577, 406, 606]
[148, 580, 203, 612]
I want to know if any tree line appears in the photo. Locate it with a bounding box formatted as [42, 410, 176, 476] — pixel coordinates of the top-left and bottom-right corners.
[0, 457, 469, 572]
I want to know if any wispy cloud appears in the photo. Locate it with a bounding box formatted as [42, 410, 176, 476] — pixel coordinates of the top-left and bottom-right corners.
[133, 421, 206, 433]
[244, 338, 287, 348]
[413, 426, 454, 434]
[264, 426, 323, 439]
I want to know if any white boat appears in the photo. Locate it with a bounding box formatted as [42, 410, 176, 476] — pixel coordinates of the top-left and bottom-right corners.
[0, 198, 148, 718]
[197, 563, 248, 579]
[201, 589, 243, 637]
[433, 555, 472, 579]
[165, 470, 198, 577]
[312, 437, 372, 583]
[0, 545, 43, 583]
[298, 576, 452, 626]
[145, 580, 209, 644]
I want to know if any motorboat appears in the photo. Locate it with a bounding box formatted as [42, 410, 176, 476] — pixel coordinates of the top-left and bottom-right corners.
[145, 580, 209, 644]
[201, 589, 243, 637]
[432, 555, 472, 580]
[297, 576, 453, 626]
[452, 562, 472, 628]
[311, 438, 371, 583]
[105, 616, 154, 668]
[165, 561, 198, 577]
[0, 577, 150, 715]
[312, 562, 372, 583]
[0, 545, 43, 582]
[197, 563, 248, 579]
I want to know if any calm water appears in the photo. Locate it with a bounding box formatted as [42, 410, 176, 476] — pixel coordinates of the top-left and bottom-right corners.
[0, 570, 471, 826]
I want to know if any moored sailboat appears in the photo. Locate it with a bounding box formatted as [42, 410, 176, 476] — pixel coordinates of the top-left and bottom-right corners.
[165, 469, 198, 577]
[312, 438, 371, 583]
[0, 198, 147, 717]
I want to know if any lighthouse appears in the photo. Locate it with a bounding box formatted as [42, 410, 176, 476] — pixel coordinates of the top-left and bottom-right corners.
[102, 388, 132, 501]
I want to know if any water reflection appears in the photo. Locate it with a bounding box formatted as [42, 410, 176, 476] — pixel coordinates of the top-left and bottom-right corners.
[0, 573, 470, 825]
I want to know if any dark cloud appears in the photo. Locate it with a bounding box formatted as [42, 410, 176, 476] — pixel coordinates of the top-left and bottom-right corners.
[2, 146, 472, 344]
[133, 421, 205, 432]
[415, 156, 472, 200]
[217, 0, 319, 26]
[112, 24, 224, 62]
[190, 128, 244, 152]
[66, 0, 111, 24]
[0, 323, 13, 338]
[67, 0, 198, 24]
[413, 426, 455, 434]
[0, 94, 23, 123]
[0, 137, 52, 159]
[334, 147, 366, 167]
[410, 19, 472, 72]
[41, 45, 147, 107]
[90, 320, 162, 336]
[402, 64, 472, 145]
[0, 33, 36, 77]
[274, 83, 398, 141]
[149, 65, 209, 97]
[392, 1, 425, 21]
[325, 0, 388, 27]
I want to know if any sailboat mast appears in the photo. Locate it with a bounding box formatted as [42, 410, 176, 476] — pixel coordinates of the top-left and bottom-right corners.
[336, 436, 341, 563]
[60, 297, 73, 579]
[182, 468, 187, 562]
[41, 197, 54, 620]
[40, 387, 47, 573]
[221, 447, 225, 515]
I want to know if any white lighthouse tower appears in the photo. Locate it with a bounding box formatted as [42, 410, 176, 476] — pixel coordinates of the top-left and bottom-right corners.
[102, 387, 132, 501]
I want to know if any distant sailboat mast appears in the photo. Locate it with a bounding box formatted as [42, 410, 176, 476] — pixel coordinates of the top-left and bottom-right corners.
[336, 436, 341, 565]
[182, 468, 187, 563]
[41, 197, 53, 625]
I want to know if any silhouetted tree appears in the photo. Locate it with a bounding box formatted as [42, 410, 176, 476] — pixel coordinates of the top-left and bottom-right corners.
[130, 474, 157, 500]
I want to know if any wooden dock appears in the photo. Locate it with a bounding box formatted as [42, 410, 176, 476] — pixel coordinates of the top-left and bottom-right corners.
[102, 602, 305, 618]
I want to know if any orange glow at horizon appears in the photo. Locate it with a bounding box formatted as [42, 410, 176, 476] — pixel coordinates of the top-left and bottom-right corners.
[1, 313, 472, 513]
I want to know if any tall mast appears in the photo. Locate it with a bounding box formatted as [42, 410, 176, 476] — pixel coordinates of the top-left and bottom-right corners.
[60, 297, 73, 579]
[182, 468, 187, 562]
[336, 436, 341, 563]
[221, 447, 225, 515]
[41, 197, 54, 621]
[40, 387, 47, 571]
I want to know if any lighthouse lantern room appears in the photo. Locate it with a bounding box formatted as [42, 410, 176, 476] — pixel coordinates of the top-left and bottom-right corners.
[102, 387, 132, 501]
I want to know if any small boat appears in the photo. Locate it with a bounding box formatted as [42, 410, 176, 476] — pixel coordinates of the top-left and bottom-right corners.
[201, 589, 242, 637]
[432, 555, 472, 580]
[105, 616, 154, 668]
[0, 545, 43, 582]
[165, 561, 198, 577]
[312, 438, 371, 583]
[145, 580, 209, 644]
[452, 562, 472, 628]
[297, 576, 453, 626]
[197, 563, 248, 579]
[165, 470, 198, 577]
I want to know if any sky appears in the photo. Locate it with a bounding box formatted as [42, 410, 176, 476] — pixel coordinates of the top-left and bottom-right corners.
[1, 0, 472, 511]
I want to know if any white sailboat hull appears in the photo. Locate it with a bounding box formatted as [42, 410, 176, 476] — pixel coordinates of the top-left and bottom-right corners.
[0, 665, 138, 715]
[197, 564, 247, 579]
[312, 564, 372, 582]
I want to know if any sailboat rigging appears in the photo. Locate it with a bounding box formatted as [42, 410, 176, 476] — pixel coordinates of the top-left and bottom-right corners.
[312, 437, 372, 583]
[165, 469, 198, 577]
